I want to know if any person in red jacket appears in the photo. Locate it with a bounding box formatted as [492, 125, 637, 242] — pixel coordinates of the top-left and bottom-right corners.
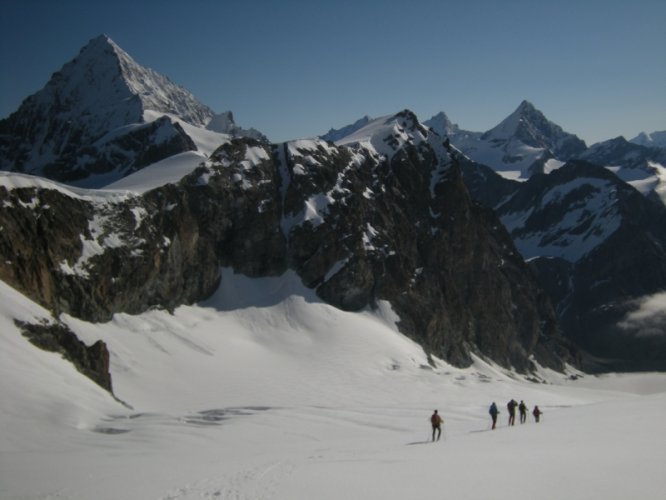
[430, 410, 443, 441]
[533, 405, 542, 423]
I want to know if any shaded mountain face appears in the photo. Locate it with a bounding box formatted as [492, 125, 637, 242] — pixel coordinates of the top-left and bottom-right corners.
[578, 137, 666, 206]
[0, 111, 575, 373]
[631, 130, 666, 149]
[206, 111, 268, 142]
[481, 101, 586, 159]
[495, 161, 666, 370]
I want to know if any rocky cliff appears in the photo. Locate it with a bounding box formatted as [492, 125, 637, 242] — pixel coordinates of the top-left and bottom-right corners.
[0, 114, 576, 373]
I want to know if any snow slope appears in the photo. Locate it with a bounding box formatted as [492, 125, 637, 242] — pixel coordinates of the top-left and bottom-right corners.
[2, 270, 666, 500]
[332, 112, 432, 158]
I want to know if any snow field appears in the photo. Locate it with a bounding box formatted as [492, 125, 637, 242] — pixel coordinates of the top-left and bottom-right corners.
[1, 270, 666, 499]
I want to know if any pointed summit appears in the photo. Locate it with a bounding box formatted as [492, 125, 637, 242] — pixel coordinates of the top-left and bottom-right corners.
[424, 111, 459, 138]
[484, 100, 546, 143]
[13, 34, 213, 136]
[483, 100, 586, 159]
[0, 35, 214, 183]
[80, 33, 119, 53]
[517, 99, 537, 112]
[331, 109, 434, 158]
[437, 101, 586, 180]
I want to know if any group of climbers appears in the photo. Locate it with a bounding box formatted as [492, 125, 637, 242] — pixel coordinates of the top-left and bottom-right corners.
[430, 399, 542, 441]
[490, 399, 542, 429]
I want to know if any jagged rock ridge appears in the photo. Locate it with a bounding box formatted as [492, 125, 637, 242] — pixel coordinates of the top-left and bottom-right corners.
[0, 112, 576, 372]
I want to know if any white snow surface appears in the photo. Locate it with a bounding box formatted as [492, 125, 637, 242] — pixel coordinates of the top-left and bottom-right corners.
[104, 151, 208, 193]
[333, 113, 429, 158]
[2, 270, 666, 500]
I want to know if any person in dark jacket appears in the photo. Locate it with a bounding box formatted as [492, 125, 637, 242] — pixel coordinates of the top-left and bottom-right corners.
[430, 410, 443, 441]
[519, 400, 527, 424]
[507, 399, 518, 426]
[489, 402, 499, 430]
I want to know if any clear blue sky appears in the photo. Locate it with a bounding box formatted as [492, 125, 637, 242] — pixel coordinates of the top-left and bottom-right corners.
[1, 0, 664, 144]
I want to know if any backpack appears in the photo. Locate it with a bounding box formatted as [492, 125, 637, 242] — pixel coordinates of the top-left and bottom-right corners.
[431, 414, 441, 425]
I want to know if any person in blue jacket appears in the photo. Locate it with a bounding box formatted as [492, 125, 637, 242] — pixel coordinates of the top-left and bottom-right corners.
[489, 402, 499, 430]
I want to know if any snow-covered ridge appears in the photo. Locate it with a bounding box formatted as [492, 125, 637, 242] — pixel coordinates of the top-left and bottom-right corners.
[320, 115, 373, 142]
[0, 171, 135, 204]
[333, 111, 433, 158]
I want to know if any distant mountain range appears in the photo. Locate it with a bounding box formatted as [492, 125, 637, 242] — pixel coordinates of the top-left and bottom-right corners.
[2, 35, 666, 375]
[320, 108, 666, 372]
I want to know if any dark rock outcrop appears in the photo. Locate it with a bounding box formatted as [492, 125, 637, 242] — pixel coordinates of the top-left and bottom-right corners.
[0, 121, 576, 373]
[15, 319, 112, 392]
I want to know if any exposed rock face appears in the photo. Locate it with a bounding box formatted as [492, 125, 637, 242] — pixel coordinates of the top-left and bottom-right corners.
[458, 154, 520, 209]
[0, 36, 579, 376]
[0, 180, 221, 321]
[0, 114, 576, 372]
[15, 319, 113, 392]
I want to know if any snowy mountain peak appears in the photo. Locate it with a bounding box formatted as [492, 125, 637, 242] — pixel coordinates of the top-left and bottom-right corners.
[86, 34, 214, 128]
[320, 115, 373, 143]
[80, 33, 117, 53]
[0, 35, 242, 184]
[16, 34, 213, 136]
[484, 100, 557, 144]
[441, 101, 585, 180]
[424, 111, 459, 138]
[630, 130, 666, 149]
[331, 110, 432, 157]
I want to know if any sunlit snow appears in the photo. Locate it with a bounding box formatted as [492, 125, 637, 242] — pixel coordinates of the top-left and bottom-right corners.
[1, 270, 665, 500]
